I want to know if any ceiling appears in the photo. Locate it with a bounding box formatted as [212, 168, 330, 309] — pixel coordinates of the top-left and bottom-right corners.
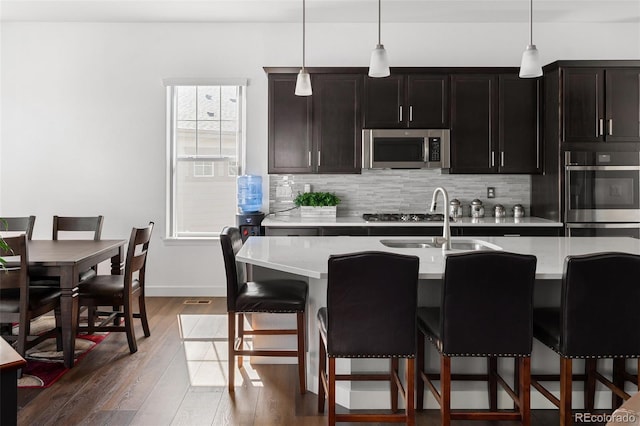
[1, 0, 639, 24]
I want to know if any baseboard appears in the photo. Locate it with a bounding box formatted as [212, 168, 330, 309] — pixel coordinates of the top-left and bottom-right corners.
[145, 285, 226, 297]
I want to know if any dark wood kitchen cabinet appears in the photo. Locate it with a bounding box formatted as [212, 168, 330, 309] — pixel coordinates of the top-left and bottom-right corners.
[450, 73, 539, 174]
[268, 73, 362, 174]
[363, 74, 448, 129]
[562, 67, 640, 143]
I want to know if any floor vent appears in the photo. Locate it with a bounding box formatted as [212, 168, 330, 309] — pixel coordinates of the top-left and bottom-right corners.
[183, 300, 212, 305]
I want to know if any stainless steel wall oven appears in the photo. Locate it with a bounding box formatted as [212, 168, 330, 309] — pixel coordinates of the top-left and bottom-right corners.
[565, 151, 640, 238]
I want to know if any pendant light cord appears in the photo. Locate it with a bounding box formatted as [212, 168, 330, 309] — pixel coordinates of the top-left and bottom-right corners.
[529, 0, 533, 45]
[302, 0, 306, 68]
[377, 0, 381, 45]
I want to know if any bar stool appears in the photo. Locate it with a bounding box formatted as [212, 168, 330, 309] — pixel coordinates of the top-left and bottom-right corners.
[417, 251, 537, 426]
[317, 251, 419, 425]
[220, 226, 308, 393]
[532, 252, 640, 426]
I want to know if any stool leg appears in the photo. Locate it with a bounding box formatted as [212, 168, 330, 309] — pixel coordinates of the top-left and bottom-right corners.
[318, 334, 326, 413]
[228, 312, 236, 393]
[513, 357, 520, 409]
[296, 311, 306, 395]
[560, 357, 573, 426]
[488, 356, 498, 411]
[237, 313, 244, 368]
[391, 358, 399, 412]
[441, 355, 451, 426]
[584, 359, 597, 412]
[612, 359, 625, 409]
[637, 359, 640, 392]
[519, 357, 531, 426]
[416, 331, 425, 411]
[406, 358, 415, 426]
[329, 357, 336, 426]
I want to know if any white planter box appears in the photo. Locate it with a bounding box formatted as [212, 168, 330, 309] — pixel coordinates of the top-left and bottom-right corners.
[300, 206, 337, 218]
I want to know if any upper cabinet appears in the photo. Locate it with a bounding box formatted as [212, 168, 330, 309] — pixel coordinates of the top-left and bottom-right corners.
[449, 73, 540, 174]
[363, 74, 448, 129]
[268, 72, 362, 174]
[562, 67, 640, 143]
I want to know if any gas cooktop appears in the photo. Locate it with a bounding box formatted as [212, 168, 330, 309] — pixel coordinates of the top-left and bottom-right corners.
[362, 213, 446, 222]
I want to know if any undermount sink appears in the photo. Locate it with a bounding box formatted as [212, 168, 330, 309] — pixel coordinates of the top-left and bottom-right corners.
[380, 238, 501, 251]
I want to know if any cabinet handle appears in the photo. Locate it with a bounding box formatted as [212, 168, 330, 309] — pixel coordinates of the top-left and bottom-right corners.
[318, 150, 321, 167]
[308, 151, 312, 167]
[399, 106, 403, 122]
[409, 106, 413, 122]
[491, 151, 495, 167]
[608, 119, 613, 135]
[599, 119, 604, 136]
[501, 151, 505, 167]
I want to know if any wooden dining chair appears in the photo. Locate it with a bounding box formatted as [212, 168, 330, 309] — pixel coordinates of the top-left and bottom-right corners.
[0, 234, 62, 361]
[53, 215, 104, 281]
[76, 222, 154, 353]
[0, 216, 36, 240]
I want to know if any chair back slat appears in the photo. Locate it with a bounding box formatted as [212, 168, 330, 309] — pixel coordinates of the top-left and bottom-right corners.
[326, 251, 419, 357]
[123, 223, 154, 299]
[220, 227, 247, 312]
[441, 251, 537, 356]
[561, 252, 640, 357]
[53, 215, 103, 240]
[0, 235, 29, 294]
[1, 216, 36, 240]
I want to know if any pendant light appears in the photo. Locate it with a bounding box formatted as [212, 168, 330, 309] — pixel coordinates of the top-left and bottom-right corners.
[295, 0, 312, 96]
[368, 0, 390, 78]
[519, 0, 542, 78]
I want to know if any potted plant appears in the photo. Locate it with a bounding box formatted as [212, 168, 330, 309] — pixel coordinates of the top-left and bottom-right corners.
[0, 224, 9, 268]
[294, 192, 341, 218]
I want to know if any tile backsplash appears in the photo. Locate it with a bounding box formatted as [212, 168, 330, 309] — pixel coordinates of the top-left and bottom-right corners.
[269, 170, 531, 217]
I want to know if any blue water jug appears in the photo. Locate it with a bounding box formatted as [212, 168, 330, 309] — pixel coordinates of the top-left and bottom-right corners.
[237, 175, 262, 213]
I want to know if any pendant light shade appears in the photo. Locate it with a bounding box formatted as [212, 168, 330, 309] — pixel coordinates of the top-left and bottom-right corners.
[295, 0, 312, 96]
[368, 0, 390, 78]
[519, 0, 542, 78]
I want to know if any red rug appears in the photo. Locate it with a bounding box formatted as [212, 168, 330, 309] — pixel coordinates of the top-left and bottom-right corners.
[18, 333, 107, 388]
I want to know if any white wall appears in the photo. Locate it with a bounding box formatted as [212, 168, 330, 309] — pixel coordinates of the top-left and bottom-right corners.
[1, 21, 638, 295]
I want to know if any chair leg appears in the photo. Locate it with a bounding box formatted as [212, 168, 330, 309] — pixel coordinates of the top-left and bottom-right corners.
[328, 357, 336, 426]
[488, 356, 498, 411]
[228, 312, 236, 393]
[416, 331, 425, 411]
[441, 355, 451, 426]
[317, 333, 326, 413]
[584, 359, 597, 412]
[296, 311, 306, 395]
[390, 358, 399, 412]
[612, 358, 625, 409]
[406, 358, 416, 426]
[237, 313, 244, 368]
[138, 295, 150, 337]
[124, 298, 138, 354]
[519, 357, 531, 426]
[560, 357, 573, 426]
[55, 307, 63, 351]
[87, 306, 96, 334]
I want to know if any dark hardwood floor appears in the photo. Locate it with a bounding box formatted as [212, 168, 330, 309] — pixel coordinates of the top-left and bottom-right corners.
[17, 297, 607, 425]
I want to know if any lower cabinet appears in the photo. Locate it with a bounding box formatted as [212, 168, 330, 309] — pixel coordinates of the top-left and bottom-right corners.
[458, 227, 562, 237]
[265, 226, 562, 237]
[265, 227, 320, 236]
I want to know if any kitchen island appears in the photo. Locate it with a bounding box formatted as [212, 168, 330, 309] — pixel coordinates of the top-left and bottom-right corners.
[236, 236, 640, 410]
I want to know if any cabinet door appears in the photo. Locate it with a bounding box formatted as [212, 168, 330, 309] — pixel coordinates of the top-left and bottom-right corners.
[363, 75, 404, 128]
[498, 75, 539, 173]
[313, 74, 362, 173]
[562, 68, 604, 142]
[450, 75, 496, 173]
[268, 75, 313, 173]
[605, 68, 640, 142]
[407, 75, 449, 128]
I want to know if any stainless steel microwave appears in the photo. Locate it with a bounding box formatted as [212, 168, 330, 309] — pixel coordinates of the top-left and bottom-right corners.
[362, 129, 450, 170]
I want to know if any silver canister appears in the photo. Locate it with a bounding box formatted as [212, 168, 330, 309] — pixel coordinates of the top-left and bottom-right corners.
[470, 199, 485, 218]
[449, 199, 463, 218]
[513, 204, 525, 218]
[494, 204, 506, 218]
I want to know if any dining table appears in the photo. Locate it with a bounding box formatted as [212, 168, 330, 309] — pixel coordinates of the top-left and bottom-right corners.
[27, 239, 127, 368]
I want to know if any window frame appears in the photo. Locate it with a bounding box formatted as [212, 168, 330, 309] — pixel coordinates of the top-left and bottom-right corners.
[165, 80, 247, 239]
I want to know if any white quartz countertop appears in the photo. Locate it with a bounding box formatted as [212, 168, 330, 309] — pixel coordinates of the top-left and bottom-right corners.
[262, 215, 563, 228]
[237, 235, 640, 280]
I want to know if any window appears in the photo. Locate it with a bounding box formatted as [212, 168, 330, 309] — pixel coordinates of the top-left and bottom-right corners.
[166, 82, 246, 238]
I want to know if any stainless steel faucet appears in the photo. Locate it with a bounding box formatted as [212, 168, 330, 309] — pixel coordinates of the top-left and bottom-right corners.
[430, 187, 451, 250]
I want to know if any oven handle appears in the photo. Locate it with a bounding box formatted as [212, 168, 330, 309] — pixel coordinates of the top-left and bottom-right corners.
[566, 223, 640, 229]
[565, 165, 640, 171]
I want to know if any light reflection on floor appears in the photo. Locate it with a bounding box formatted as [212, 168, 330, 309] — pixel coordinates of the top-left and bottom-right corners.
[177, 313, 263, 388]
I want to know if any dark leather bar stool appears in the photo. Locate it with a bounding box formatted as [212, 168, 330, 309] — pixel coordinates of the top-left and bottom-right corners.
[532, 252, 640, 426]
[317, 251, 419, 425]
[220, 226, 308, 394]
[417, 251, 537, 426]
